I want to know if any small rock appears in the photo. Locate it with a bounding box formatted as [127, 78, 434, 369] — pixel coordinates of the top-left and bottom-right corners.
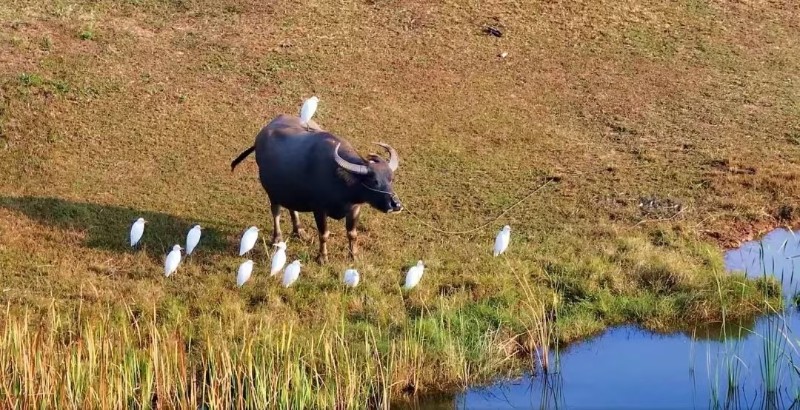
[499, 51, 508, 58]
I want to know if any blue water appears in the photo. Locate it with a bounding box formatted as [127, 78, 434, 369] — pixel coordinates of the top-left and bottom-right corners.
[422, 228, 800, 409]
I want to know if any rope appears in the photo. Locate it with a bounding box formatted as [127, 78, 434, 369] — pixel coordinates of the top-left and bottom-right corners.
[397, 179, 554, 235]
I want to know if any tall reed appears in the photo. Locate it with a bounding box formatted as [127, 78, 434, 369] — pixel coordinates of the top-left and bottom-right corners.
[513, 266, 559, 375]
[0, 300, 513, 409]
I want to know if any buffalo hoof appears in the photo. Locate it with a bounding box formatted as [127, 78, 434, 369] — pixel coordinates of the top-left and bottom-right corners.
[316, 254, 328, 265]
[292, 229, 309, 241]
[271, 235, 283, 246]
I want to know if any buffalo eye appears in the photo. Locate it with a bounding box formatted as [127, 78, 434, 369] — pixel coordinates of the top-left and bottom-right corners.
[362, 173, 378, 187]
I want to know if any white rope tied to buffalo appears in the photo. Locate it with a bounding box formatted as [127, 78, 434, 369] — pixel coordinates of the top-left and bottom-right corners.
[397, 179, 554, 235]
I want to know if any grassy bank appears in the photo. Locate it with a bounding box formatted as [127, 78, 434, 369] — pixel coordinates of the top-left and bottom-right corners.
[0, 0, 798, 407]
[0, 263, 783, 408]
[0, 280, 783, 409]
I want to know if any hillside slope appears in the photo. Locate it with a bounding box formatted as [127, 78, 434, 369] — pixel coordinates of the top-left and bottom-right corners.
[0, 0, 798, 404]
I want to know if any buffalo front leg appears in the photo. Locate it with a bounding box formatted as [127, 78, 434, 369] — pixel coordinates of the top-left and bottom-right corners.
[345, 205, 361, 260]
[290, 210, 308, 240]
[313, 210, 329, 264]
[270, 202, 283, 245]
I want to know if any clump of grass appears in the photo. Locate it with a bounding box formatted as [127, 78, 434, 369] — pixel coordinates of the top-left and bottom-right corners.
[515, 267, 559, 374]
[39, 36, 52, 51]
[18, 73, 44, 87]
[79, 24, 96, 40]
[792, 291, 800, 309]
[786, 132, 800, 146]
[15, 73, 71, 96]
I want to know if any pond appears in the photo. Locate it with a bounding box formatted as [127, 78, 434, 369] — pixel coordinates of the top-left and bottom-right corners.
[415, 228, 800, 409]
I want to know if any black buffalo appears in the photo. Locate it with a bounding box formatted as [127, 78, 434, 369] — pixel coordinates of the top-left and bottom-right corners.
[230, 114, 403, 263]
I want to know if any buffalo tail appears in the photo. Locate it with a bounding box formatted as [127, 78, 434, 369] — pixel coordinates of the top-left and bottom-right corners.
[231, 146, 256, 171]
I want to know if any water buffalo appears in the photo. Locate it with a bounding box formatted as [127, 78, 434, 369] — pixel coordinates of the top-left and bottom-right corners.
[230, 114, 403, 263]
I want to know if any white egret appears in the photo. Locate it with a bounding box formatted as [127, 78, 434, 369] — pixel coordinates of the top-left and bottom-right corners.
[239, 226, 259, 256]
[343, 268, 360, 288]
[299, 96, 319, 130]
[282, 260, 302, 288]
[270, 241, 287, 276]
[237, 260, 254, 287]
[185, 224, 202, 255]
[130, 217, 146, 247]
[403, 260, 425, 290]
[164, 244, 183, 277]
[493, 225, 511, 256]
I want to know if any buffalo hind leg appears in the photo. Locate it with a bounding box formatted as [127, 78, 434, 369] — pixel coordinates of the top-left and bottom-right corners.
[290, 210, 308, 240]
[270, 202, 283, 245]
[313, 210, 329, 264]
[346, 205, 361, 260]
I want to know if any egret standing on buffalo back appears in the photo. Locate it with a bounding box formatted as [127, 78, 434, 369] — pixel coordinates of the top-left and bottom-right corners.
[299, 96, 319, 131]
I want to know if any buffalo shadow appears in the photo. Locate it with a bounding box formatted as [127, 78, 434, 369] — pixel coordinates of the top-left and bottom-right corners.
[0, 196, 232, 259]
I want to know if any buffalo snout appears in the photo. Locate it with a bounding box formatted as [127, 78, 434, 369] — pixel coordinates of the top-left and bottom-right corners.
[388, 195, 403, 213]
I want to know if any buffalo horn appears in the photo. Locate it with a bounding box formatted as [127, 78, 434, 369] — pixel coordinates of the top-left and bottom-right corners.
[334, 143, 369, 175]
[374, 142, 399, 172]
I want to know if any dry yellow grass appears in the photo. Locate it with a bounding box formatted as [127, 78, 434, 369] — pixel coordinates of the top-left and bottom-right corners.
[0, 0, 798, 405]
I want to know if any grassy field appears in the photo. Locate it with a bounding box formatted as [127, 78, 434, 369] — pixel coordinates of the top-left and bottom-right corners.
[0, 0, 798, 407]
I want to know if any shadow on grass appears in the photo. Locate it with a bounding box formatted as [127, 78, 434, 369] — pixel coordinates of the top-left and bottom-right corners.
[0, 196, 231, 257]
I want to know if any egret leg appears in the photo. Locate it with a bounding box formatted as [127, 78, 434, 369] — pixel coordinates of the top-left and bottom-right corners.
[345, 205, 361, 260]
[270, 203, 282, 245]
[290, 210, 307, 240]
[313, 210, 329, 264]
